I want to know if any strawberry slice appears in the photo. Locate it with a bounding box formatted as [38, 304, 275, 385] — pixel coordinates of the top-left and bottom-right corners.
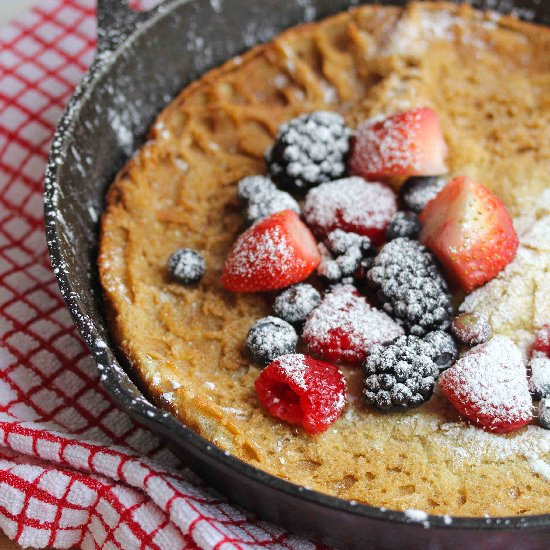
[439, 336, 532, 433]
[302, 284, 404, 364]
[255, 353, 346, 434]
[303, 177, 397, 245]
[221, 209, 320, 292]
[349, 107, 447, 180]
[419, 176, 518, 292]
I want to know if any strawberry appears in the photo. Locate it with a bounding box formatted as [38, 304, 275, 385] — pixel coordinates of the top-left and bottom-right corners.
[439, 336, 532, 434]
[302, 177, 397, 245]
[255, 353, 346, 434]
[349, 107, 447, 180]
[302, 284, 404, 364]
[221, 210, 320, 292]
[419, 176, 518, 292]
[532, 324, 550, 359]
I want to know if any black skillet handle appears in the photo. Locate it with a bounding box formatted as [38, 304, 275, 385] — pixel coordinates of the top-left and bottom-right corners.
[96, 0, 161, 54]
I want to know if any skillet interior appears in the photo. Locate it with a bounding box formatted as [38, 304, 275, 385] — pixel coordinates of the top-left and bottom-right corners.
[44, 1, 550, 548]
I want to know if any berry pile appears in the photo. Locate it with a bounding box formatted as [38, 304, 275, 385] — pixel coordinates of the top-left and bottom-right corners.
[216, 107, 528, 434]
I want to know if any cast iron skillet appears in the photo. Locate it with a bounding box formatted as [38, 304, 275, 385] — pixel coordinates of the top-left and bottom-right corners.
[44, 1, 550, 548]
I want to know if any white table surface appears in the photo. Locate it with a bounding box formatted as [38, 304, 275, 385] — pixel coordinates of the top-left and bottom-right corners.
[0, 0, 36, 25]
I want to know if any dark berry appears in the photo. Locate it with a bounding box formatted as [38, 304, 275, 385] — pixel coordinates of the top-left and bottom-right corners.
[325, 229, 367, 256]
[400, 176, 446, 213]
[367, 238, 454, 336]
[539, 398, 550, 430]
[246, 189, 300, 224]
[424, 330, 458, 372]
[386, 211, 421, 241]
[255, 353, 346, 433]
[266, 111, 351, 192]
[273, 284, 321, 326]
[237, 175, 276, 203]
[167, 248, 205, 284]
[246, 316, 297, 365]
[317, 230, 374, 284]
[529, 356, 550, 401]
[363, 335, 438, 410]
[451, 312, 491, 346]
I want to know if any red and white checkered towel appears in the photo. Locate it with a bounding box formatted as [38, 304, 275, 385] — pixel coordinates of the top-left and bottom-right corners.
[0, 1, 325, 548]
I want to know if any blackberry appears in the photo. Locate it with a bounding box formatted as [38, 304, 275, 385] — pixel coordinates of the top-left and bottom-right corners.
[273, 284, 321, 326]
[167, 248, 205, 284]
[424, 330, 458, 372]
[266, 111, 351, 192]
[237, 175, 276, 203]
[317, 230, 374, 284]
[363, 335, 438, 410]
[367, 238, 453, 336]
[539, 398, 550, 430]
[386, 211, 421, 241]
[246, 316, 298, 365]
[400, 176, 446, 213]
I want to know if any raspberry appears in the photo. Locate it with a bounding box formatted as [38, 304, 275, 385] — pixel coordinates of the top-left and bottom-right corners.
[363, 335, 438, 410]
[255, 354, 346, 434]
[529, 355, 550, 401]
[439, 336, 532, 433]
[167, 248, 205, 284]
[532, 325, 550, 358]
[423, 330, 458, 372]
[246, 316, 298, 365]
[302, 285, 404, 364]
[386, 211, 421, 241]
[399, 176, 446, 213]
[273, 284, 321, 326]
[303, 177, 397, 245]
[451, 312, 491, 346]
[367, 238, 453, 336]
[266, 111, 351, 192]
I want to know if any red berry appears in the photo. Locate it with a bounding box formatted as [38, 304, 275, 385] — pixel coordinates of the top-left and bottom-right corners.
[221, 210, 320, 292]
[255, 353, 346, 434]
[420, 176, 519, 292]
[303, 177, 397, 245]
[439, 336, 532, 434]
[302, 285, 404, 365]
[532, 325, 550, 359]
[349, 107, 447, 180]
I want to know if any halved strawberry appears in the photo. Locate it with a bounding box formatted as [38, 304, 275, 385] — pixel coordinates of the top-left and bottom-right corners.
[221, 210, 320, 292]
[419, 176, 518, 292]
[302, 284, 404, 364]
[439, 336, 532, 433]
[349, 107, 447, 180]
[255, 353, 346, 434]
[302, 177, 397, 245]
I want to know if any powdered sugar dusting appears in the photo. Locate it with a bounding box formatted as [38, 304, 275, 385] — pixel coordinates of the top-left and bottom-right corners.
[303, 177, 397, 239]
[276, 354, 308, 390]
[439, 336, 532, 429]
[302, 285, 404, 364]
[227, 225, 294, 276]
